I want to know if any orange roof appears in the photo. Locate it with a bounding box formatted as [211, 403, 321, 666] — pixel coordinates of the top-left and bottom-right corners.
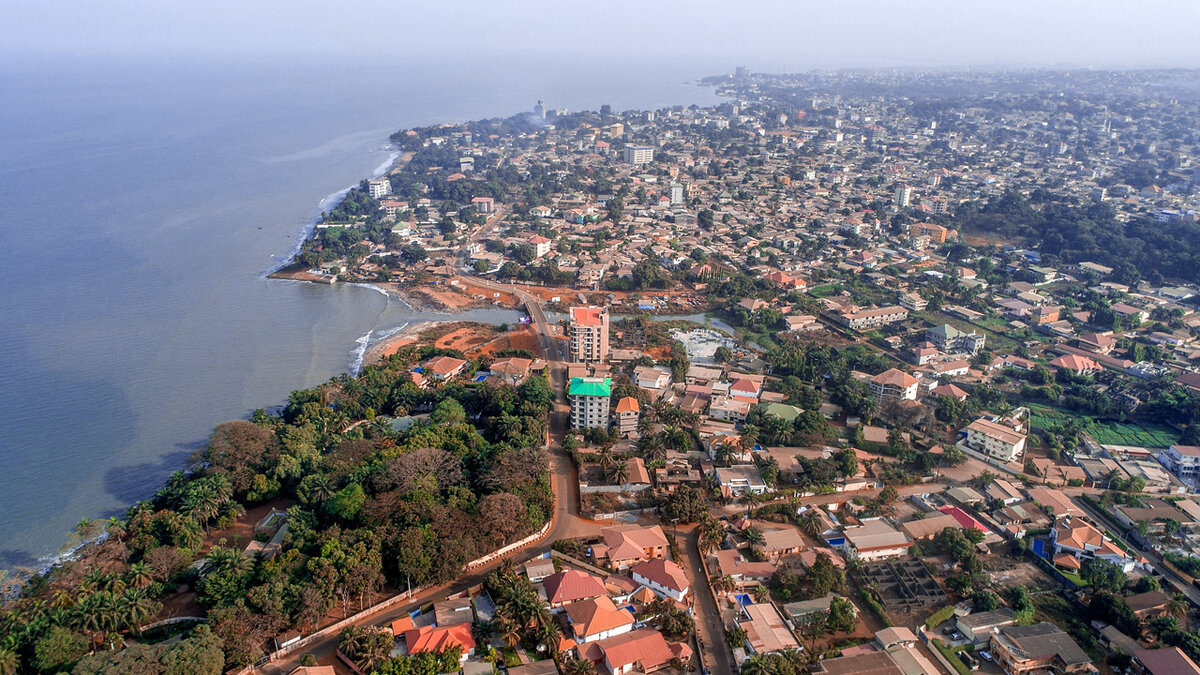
[570, 306, 606, 326]
[615, 397, 640, 413]
[1055, 517, 1103, 551]
[872, 368, 918, 388]
[1053, 553, 1082, 570]
[1050, 354, 1100, 372]
[565, 596, 635, 639]
[632, 558, 689, 593]
[426, 355, 467, 376]
[403, 623, 475, 655]
[390, 616, 414, 635]
[543, 570, 606, 604]
[601, 525, 668, 563]
[596, 628, 675, 671]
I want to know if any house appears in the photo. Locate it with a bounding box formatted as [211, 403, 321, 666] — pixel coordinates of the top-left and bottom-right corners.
[955, 607, 1017, 644]
[738, 602, 803, 655]
[433, 597, 473, 626]
[990, 623, 1094, 675]
[1077, 332, 1117, 354]
[709, 396, 753, 424]
[715, 465, 769, 496]
[752, 526, 806, 562]
[633, 366, 672, 390]
[870, 368, 919, 402]
[961, 418, 1027, 462]
[900, 512, 962, 540]
[565, 596, 636, 643]
[1049, 354, 1101, 375]
[403, 624, 476, 662]
[595, 525, 668, 570]
[876, 626, 918, 650]
[614, 397, 640, 436]
[900, 292, 928, 312]
[425, 355, 468, 381]
[836, 305, 909, 330]
[841, 519, 912, 561]
[926, 324, 985, 354]
[1125, 590, 1173, 619]
[711, 549, 775, 586]
[783, 594, 852, 623]
[1026, 486, 1082, 518]
[1133, 647, 1200, 675]
[543, 569, 608, 608]
[1159, 445, 1200, 488]
[1050, 516, 1137, 572]
[631, 558, 690, 602]
[529, 234, 552, 258]
[577, 628, 677, 675]
[489, 357, 533, 385]
[985, 479, 1025, 505]
[929, 383, 969, 401]
[524, 557, 556, 583]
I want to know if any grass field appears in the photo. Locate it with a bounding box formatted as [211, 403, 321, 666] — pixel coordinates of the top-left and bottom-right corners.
[1028, 404, 1180, 448]
[809, 283, 843, 298]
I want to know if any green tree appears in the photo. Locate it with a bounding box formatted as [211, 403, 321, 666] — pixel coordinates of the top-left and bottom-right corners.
[35, 626, 89, 672]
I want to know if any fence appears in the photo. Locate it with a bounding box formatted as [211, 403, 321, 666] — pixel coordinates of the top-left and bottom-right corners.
[466, 520, 550, 570]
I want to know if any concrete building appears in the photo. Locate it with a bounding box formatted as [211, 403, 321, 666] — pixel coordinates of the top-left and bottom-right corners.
[894, 183, 913, 207]
[623, 145, 655, 165]
[614, 397, 640, 436]
[954, 607, 1017, 644]
[714, 465, 769, 496]
[962, 418, 1027, 462]
[631, 558, 690, 602]
[836, 305, 909, 330]
[926, 324, 986, 354]
[990, 623, 1093, 675]
[529, 234, 552, 259]
[870, 368, 919, 402]
[569, 377, 612, 430]
[367, 177, 391, 199]
[841, 519, 912, 561]
[569, 306, 610, 363]
[1159, 445, 1200, 488]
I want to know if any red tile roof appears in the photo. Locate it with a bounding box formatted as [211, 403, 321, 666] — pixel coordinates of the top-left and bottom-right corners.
[403, 623, 475, 655]
[632, 558, 690, 593]
[543, 570, 606, 605]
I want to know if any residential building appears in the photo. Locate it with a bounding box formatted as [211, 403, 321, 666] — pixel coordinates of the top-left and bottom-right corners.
[836, 305, 909, 330]
[569, 306, 610, 362]
[622, 145, 655, 165]
[738, 602, 802, 655]
[926, 324, 986, 354]
[870, 368, 919, 402]
[954, 607, 1017, 644]
[1050, 516, 1137, 572]
[569, 377, 612, 430]
[367, 177, 391, 199]
[595, 525, 668, 570]
[425, 355, 468, 381]
[711, 549, 775, 586]
[841, 519, 912, 561]
[894, 183, 913, 207]
[989, 623, 1094, 675]
[577, 628, 679, 675]
[543, 569, 607, 608]
[708, 396, 753, 424]
[962, 418, 1027, 462]
[1159, 445, 1200, 488]
[715, 464, 769, 496]
[631, 558, 690, 602]
[1133, 647, 1200, 675]
[900, 292, 928, 311]
[614, 397, 639, 436]
[529, 234, 552, 258]
[403, 624, 476, 662]
[565, 596, 635, 643]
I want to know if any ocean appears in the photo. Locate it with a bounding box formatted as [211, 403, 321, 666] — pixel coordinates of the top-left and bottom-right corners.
[0, 54, 724, 568]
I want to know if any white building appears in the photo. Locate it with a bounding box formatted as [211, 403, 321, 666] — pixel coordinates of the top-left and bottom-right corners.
[669, 182, 685, 205]
[1159, 445, 1200, 489]
[631, 558, 690, 602]
[623, 145, 655, 165]
[367, 177, 391, 199]
[841, 519, 913, 562]
[962, 418, 1027, 462]
[870, 368, 919, 402]
[529, 234, 552, 259]
[569, 377, 612, 430]
[894, 183, 913, 207]
[715, 465, 769, 496]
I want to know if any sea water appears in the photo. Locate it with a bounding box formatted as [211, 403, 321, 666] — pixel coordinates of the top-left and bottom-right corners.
[0, 54, 723, 568]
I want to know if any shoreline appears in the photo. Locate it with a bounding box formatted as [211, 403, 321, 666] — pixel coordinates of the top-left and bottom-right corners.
[361, 320, 441, 366]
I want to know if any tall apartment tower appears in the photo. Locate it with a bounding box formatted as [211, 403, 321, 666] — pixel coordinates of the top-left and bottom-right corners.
[569, 306, 610, 363]
[893, 183, 913, 207]
[533, 99, 546, 119]
[622, 145, 655, 165]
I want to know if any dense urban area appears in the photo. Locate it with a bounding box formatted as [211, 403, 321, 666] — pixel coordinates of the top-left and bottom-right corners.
[8, 68, 1200, 675]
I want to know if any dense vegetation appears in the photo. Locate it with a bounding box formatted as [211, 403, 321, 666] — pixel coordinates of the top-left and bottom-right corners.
[0, 344, 555, 672]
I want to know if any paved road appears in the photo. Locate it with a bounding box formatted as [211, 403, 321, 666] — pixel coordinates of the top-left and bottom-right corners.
[681, 526, 735, 675]
[258, 283, 586, 674]
[1071, 495, 1200, 607]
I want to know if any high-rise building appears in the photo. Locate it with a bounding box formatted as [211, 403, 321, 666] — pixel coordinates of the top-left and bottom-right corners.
[569, 377, 612, 430]
[533, 99, 546, 119]
[893, 183, 913, 207]
[569, 306, 610, 363]
[669, 182, 684, 205]
[367, 178, 391, 199]
[623, 145, 655, 165]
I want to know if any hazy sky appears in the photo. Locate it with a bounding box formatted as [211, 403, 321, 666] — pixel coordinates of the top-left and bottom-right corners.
[4, 0, 1200, 69]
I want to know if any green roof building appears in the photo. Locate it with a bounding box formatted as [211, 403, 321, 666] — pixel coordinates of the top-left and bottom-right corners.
[569, 377, 612, 430]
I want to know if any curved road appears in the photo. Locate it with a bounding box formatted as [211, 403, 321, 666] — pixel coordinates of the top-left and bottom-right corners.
[259, 283, 585, 674]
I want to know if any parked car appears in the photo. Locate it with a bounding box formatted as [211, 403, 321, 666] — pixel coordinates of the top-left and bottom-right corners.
[979, 651, 993, 662]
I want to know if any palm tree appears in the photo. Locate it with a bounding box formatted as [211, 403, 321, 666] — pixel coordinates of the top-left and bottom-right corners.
[497, 615, 522, 648]
[597, 447, 615, 474]
[719, 575, 737, 596]
[741, 490, 765, 518]
[127, 562, 153, 590]
[534, 620, 562, 657]
[798, 509, 823, 537]
[119, 589, 161, 634]
[639, 434, 666, 462]
[0, 649, 18, 675]
[609, 460, 629, 485]
[1167, 593, 1189, 619]
[743, 526, 765, 546]
[562, 658, 597, 675]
